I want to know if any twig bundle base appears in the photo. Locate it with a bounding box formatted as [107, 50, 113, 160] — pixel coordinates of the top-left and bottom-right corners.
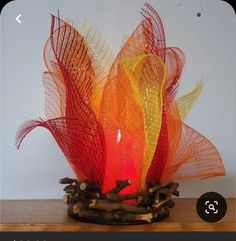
[60, 177, 179, 224]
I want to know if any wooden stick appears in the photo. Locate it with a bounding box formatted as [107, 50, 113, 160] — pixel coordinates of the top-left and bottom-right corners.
[106, 191, 153, 204]
[75, 180, 89, 191]
[167, 199, 175, 208]
[154, 189, 160, 205]
[63, 194, 71, 203]
[106, 192, 138, 202]
[73, 201, 87, 214]
[153, 182, 179, 209]
[167, 183, 179, 197]
[148, 182, 172, 193]
[85, 183, 101, 193]
[59, 177, 77, 184]
[159, 206, 169, 216]
[137, 193, 154, 206]
[106, 179, 131, 194]
[63, 186, 77, 194]
[173, 190, 180, 196]
[81, 190, 100, 199]
[89, 199, 149, 214]
[64, 193, 79, 204]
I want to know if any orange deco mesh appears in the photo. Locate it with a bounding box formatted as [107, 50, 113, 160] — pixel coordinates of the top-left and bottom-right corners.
[16, 3, 225, 194]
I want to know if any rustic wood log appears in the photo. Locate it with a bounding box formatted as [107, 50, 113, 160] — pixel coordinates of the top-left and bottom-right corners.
[78, 189, 100, 199]
[83, 182, 101, 193]
[159, 187, 171, 195]
[154, 187, 169, 204]
[167, 199, 175, 208]
[63, 184, 77, 192]
[167, 183, 179, 198]
[152, 199, 167, 209]
[63, 184, 76, 192]
[75, 180, 88, 191]
[148, 182, 172, 193]
[154, 189, 160, 204]
[63, 194, 71, 203]
[63, 193, 79, 204]
[153, 182, 179, 209]
[153, 186, 169, 206]
[59, 177, 77, 184]
[106, 191, 153, 204]
[75, 208, 102, 219]
[147, 181, 158, 188]
[106, 192, 138, 202]
[73, 201, 88, 214]
[173, 190, 180, 196]
[161, 206, 170, 215]
[82, 181, 98, 191]
[106, 179, 131, 194]
[89, 199, 150, 214]
[64, 188, 77, 194]
[137, 193, 154, 206]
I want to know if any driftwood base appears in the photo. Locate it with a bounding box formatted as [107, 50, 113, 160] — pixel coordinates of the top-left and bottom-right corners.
[60, 177, 179, 225]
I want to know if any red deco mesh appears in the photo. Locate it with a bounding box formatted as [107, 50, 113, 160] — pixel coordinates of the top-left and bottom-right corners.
[16, 15, 106, 185]
[160, 123, 225, 182]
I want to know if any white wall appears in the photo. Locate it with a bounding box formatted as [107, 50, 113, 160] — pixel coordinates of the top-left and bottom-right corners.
[1, 0, 235, 199]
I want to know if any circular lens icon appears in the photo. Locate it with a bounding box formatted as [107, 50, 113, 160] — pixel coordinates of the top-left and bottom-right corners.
[196, 192, 227, 222]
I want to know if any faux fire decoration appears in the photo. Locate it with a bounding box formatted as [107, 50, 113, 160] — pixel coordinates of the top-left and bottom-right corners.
[16, 3, 225, 224]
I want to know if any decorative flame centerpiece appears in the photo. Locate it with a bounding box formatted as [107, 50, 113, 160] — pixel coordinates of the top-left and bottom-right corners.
[16, 3, 225, 224]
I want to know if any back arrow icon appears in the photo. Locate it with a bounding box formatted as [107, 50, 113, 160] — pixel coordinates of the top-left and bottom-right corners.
[16, 14, 21, 24]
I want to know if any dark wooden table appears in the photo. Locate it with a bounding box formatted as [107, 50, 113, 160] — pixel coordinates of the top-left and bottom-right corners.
[1, 198, 235, 231]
